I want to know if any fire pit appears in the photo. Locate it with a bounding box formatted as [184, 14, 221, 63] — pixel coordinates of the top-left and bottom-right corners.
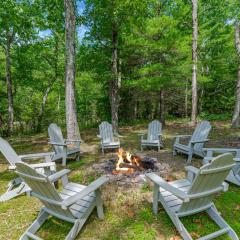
[92, 148, 171, 187]
[113, 148, 155, 174]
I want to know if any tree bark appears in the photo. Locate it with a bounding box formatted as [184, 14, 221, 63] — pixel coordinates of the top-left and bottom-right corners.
[36, 85, 52, 132]
[64, 0, 80, 140]
[191, 0, 198, 125]
[159, 90, 165, 126]
[109, 25, 120, 134]
[232, 22, 240, 127]
[5, 31, 14, 135]
[185, 79, 188, 118]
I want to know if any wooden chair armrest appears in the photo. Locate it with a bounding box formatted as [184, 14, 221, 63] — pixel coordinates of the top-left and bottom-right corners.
[146, 173, 189, 202]
[62, 176, 109, 208]
[19, 152, 54, 161]
[65, 139, 82, 143]
[174, 135, 191, 144]
[48, 142, 67, 146]
[114, 133, 123, 138]
[48, 169, 71, 182]
[29, 162, 56, 169]
[185, 166, 199, 182]
[190, 139, 209, 144]
[204, 148, 240, 154]
[185, 166, 199, 175]
[175, 135, 191, 139]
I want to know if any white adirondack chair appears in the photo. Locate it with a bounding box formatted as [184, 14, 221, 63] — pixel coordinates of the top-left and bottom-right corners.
[48, 123, 81, 166]
[173, 121, 211, 163]
[15, 162, 109, 240]
[146, 153, 238, 240]
[97, 121, 120, 154]
[203, 148, 240, 186]
[0, 137, 56, 202]
[139, 120, 163, 151]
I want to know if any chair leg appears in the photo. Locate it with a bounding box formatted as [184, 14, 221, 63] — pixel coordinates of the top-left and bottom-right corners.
[95, 189, 104, 219]
[187, 151, 193, 164]
[158, 144, 160, 152]
[141, 145, 143, 152]
[207, 205, 238, 240]
[66, 220, 81, 240]
[173, 148, 177, 156]
[66, 204, 96, 240]
[20, 209, 49, 240]
[101, 146, 104, 154]
[175, 217, 193, 240]
[62, 151, 67, 166]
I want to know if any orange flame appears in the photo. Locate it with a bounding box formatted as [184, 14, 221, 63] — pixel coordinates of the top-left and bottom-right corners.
[115, 148, 141, 173]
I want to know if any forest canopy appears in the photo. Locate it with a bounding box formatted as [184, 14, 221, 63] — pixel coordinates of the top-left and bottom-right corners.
[0, 0, 240, 135]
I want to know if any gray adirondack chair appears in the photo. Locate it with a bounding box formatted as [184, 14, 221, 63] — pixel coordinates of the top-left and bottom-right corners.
[0, 137, 56, 202]
[146, 153, 238, 240]
[15, 162, 109, 240]
[97, 121, 120, 153]
[203, 148, 240, 186]
[173, 121, 211, 163]
[48, 123, 81, 166]
[139, 120, 163, 151]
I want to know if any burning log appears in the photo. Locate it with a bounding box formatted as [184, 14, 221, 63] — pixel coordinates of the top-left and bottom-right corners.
[113, 148, 156, 174]
[119, 162, 143, 171]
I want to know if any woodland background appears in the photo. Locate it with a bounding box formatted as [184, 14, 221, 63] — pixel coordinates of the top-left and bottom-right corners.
[1, 0, 240, 136]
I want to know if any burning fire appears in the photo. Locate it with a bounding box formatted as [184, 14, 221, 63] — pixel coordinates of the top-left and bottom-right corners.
[114, 148, 142, 174]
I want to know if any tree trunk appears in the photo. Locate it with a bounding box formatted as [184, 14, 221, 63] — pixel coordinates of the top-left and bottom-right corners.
[185, 79, 188, 118]
[64, 0, 80, 140]
[191, 0, 198, 125]
[159, 90, 165, 126]
[109, 25, 119, 134]
[36, 85, 52, 132]
[232, 22, 240, 127]
[57, 92, 61, 110]
[5, 32, 14, 135]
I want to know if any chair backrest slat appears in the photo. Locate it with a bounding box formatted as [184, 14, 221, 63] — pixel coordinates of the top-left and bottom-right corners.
[0, 137, 21, 166]
[16, 162, 74, 219]
[179, 153, 234, 213]
[99, 121, 114, 143]
[190, 121, 211, 153]
[147, 120, 162, 141]
[48, 123, 65, 154]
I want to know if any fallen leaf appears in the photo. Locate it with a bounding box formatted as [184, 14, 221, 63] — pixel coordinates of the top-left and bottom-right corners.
[170, 236, 181, 240]
[166, 175, 174, 182]
[234, 205, 240, 211]
[190, 232, 200, 238]
[193, 219, 201, 224]
[127, 210, 135, 217]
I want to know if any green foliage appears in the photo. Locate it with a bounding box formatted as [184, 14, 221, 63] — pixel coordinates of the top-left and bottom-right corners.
[0, 0, 240, 134]
[199, 112, 232, 121]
